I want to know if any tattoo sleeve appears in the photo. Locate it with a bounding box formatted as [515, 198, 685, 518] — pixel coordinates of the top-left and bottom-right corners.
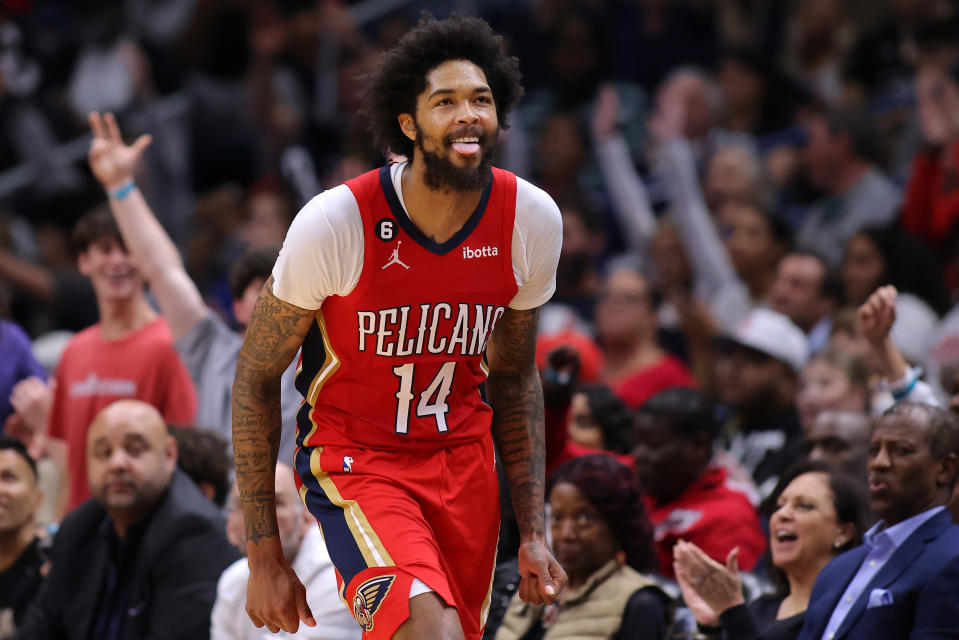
[232, 276, 315, 547]
[486, 306, 546, 539]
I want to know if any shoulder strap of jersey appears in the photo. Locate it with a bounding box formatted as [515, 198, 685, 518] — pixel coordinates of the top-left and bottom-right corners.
[343, 166, 384, 217]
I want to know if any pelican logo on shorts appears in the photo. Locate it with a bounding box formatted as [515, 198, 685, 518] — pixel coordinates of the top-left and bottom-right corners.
[352, 574, 396, 631]
[343, 456, 354, 473]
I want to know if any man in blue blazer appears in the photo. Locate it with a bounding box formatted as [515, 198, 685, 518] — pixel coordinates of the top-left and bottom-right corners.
[798, 402, 959, 640]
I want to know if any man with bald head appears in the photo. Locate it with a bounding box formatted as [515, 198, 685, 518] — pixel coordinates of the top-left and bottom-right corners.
[798, 403, 959, 640]
[213, 464, 360, 639]
[15, 400, 238, 640]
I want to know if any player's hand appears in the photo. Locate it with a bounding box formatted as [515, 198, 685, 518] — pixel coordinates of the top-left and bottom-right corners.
[517, 537, 567, 605]
[857, 285, 897, 345]
[246, 547, 316, 634]
[87, 111, 152, 191]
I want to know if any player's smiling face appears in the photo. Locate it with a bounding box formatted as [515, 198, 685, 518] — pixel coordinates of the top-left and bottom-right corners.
[401, 59, 499, 191]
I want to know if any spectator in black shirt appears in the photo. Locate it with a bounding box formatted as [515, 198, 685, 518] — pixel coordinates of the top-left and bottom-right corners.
[14, 400, 238, 640]
[0, 436, 45, 640]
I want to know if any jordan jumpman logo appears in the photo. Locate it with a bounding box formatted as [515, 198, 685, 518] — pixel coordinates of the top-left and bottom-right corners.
[382, 240, 411, 270]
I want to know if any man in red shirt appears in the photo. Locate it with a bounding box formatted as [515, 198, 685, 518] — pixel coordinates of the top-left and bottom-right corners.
[633, 387, 766, 579]
[593, 267, 697, 409]
[24, 207, 197, 513]
[903, 64, 959, 251]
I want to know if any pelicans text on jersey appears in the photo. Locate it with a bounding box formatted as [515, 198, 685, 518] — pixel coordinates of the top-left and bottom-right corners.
[293, 165, 518, 452]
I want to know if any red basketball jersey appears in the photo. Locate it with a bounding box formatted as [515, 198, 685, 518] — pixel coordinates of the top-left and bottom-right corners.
[295, 165, 518, 451]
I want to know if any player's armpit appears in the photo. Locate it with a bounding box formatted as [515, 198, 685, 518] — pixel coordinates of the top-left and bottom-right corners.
[233, 276, 316, 547]
[485, 306, 546, 539]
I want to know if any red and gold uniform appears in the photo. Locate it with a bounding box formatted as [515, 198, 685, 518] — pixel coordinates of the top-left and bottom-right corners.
[272, 163, 561, 638]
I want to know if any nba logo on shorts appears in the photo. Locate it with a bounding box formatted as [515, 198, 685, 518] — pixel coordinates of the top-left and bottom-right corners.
[343, 456, 354, 473]
[352, 574, 395, 631]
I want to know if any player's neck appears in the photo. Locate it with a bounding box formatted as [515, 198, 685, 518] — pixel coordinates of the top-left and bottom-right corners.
[97, 294, 157, 340]
[401, 158, 484, 244]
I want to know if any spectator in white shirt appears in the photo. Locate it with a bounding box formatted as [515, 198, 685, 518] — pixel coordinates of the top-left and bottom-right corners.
[212, 464, 361, 640]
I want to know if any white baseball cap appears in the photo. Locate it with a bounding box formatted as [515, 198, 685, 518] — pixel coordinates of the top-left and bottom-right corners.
[722, 308, 809, 373]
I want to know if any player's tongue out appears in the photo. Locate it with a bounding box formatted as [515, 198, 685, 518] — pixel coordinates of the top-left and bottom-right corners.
[450, 137, 480, 155]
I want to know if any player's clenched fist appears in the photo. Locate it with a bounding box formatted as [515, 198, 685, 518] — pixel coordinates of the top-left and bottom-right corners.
[246, 552, 316, 634]
[517, 538, 568, 605]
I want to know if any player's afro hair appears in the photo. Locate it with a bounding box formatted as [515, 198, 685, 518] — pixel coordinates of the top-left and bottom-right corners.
[361, 14, 524, 159]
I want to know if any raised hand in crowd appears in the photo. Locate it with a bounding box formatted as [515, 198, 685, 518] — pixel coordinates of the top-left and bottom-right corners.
[674, 540, 744, 623]
[857, 285, 907, 382]
[86, 111, 209, 342]
[591, 83, 621, 144]
[541, 345, 581, 409]
[648, 80, 688, 143]
[87, 111, 152, 191]
[6, 376, 53, 459]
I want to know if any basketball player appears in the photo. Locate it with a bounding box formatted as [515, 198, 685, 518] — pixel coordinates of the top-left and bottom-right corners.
[233, 15, 566, 640]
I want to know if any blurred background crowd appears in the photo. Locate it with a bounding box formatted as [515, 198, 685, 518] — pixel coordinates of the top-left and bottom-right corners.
[5, 0, 959, 638]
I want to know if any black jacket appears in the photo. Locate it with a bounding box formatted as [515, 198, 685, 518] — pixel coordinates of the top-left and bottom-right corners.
[14, 470, 240, 640]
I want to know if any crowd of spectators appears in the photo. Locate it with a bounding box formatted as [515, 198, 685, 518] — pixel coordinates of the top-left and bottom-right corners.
[5, 0, 959, 638]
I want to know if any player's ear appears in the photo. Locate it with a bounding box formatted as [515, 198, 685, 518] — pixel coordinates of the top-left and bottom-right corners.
[398, 114, 416, 141]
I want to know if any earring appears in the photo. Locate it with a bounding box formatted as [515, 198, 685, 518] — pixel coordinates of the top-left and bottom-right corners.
[833, 540, 843, 549]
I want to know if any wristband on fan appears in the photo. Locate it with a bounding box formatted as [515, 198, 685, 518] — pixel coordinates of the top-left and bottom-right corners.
[890, 368, 919, 401]
[109, 181, 137, 200]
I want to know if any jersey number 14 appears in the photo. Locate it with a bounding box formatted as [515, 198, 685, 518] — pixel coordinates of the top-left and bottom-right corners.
[392, 362, 456, 434]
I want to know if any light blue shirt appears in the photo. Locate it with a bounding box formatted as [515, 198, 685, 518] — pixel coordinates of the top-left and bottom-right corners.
[820, 506, 946, 640]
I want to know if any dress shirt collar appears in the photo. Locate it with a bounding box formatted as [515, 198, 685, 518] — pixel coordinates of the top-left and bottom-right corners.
[863, 505, 945, 550]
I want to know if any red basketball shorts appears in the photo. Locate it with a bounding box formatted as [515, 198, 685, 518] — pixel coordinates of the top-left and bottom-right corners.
[293, 433, 500, 639]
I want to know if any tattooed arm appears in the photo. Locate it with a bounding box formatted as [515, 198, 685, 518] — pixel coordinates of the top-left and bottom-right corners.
[486, 306, 568, 604]
[232, 276, 317, 634]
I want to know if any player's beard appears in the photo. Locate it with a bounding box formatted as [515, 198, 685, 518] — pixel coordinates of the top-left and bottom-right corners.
[414, 121, 497, 192]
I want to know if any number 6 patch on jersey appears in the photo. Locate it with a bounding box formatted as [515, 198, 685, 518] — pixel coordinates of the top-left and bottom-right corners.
[375, 218, 395, 241]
